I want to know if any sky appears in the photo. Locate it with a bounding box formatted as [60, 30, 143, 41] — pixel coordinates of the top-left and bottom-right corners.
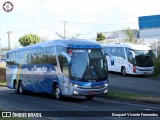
[0, 0, 160, 48]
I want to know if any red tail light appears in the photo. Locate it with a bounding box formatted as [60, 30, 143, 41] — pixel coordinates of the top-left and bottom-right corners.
[133, 66, 136, 73]
[68, 49, 73, 54]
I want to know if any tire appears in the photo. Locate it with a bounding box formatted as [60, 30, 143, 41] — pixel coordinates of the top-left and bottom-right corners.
[13, 80, 16, 89]
[55, 85, 63, 100]
[18, 81, 25, 95]
[15, 83, 19, 94]
[121, 67, 127, 76]
[85, 95, 94, 100]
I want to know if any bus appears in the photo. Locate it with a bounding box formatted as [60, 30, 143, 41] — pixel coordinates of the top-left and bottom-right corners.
[102, 43, 154, 76]
[6, 39, 114, 100]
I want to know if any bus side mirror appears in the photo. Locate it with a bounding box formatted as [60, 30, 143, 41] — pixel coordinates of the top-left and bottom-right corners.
[128, 50, 135, 58]
[152, 51, 158, 59]
[60, 52, 71, 66]
[105, 53, 114, 65]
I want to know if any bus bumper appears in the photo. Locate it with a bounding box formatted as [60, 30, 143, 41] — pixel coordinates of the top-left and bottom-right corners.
[69, 84, 109, 96]
[131, 66, 154, 75]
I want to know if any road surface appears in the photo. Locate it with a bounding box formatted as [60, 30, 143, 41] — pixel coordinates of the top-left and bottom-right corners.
[108, 72, 160, 97]
[0, 87, 160, 120]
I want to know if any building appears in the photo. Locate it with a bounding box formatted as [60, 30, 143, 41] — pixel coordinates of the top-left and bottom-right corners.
[139, 14, 160, 39]
[102, 29, 138, 39]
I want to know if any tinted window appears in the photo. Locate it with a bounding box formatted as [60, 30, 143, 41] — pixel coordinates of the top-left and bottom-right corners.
[29, 46, 56, 65]
[10, 52, 16, 65]
[105, 47, 125, 58]
[15, 52, 20, 65]
[6, 53, 10, 65]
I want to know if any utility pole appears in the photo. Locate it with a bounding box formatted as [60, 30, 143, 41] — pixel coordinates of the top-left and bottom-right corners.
[7, 31, 12, 50]
[62, 21, 66, 39]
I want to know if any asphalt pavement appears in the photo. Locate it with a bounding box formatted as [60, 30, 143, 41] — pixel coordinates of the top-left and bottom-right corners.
[108, 72, 160, 97]
[0, 86, 160, 120]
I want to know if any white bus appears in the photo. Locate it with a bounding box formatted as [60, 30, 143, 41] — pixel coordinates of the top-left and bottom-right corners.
[102, 43, 154, 75]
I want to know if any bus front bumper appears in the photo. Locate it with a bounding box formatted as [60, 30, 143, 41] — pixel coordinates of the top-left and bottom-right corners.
[131, 66, 154, 75]
[69, 84, 109, 96]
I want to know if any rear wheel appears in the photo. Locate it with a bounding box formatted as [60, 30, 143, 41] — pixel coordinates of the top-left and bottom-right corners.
[13, 80, 16, 89]
[15, 82, 19, 94]
[85, 95, 94, 100]
[18, 81, 26, 94]
[121, 67, 127, 76]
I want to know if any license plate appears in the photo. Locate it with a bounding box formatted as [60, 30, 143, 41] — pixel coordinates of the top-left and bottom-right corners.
[144, 72, 148, 74]
[88, 91, 95, 94]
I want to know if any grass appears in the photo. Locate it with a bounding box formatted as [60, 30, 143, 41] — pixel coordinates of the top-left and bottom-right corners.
[153, 56, 160, 77]
[0, 67, 6, 83]
[0, 82, 7, 86]
[103, 89, 160, 104]
[0, 62, 6, 68]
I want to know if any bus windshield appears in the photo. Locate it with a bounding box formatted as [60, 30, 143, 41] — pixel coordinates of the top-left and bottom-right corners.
[128, 49, 154, 67]
[134, 50, 154, 67]
[69, 49, 107, 82]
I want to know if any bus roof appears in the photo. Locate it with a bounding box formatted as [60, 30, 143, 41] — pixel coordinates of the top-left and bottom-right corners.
[102, 43, 151, 50]
[8, 39, 101, 53]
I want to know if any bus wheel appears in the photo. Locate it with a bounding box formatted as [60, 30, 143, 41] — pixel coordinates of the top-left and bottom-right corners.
[13, 80, 17, 89]
[18, 82, 25, 94]
[55, 85, 63, 100]
[121, 67, 127, 76]
[15, 83, 19, 94]
[85, 95, 94, 100]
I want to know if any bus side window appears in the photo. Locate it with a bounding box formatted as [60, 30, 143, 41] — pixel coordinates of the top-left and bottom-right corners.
[6, 53, 10, 65]
[128, 52, 133, 63]
[15, 52, 19, 65]
[118, 47, 125, 58]
[10, 52, 16, 65]
[50, 47, 57, 66]
[59, 56, 69, 76]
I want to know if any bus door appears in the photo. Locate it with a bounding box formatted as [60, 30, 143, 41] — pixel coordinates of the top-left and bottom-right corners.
[59, 53, 71, 95]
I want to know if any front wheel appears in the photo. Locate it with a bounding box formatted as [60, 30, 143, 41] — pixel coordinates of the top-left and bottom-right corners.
[55, 85, 63, 100]
[121, 67, 127, 76]
[85, 95, 94, 100]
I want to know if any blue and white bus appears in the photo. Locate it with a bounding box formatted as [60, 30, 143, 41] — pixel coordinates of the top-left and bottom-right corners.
[102, 43, 154, 76]
[6, 39, 114, 100]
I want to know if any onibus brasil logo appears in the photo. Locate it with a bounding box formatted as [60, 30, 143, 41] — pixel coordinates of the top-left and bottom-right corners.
[3, 1, 14, 12]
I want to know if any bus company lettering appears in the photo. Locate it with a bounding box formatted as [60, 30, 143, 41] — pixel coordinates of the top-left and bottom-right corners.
[33, 66, 47, 73]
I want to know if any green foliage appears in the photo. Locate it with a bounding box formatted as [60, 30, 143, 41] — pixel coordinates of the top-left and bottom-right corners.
[0, 68, 6, 83]
[96, 33, 106, 41]
[19, 34, 40, 46]
[124, 28, 138, 43]
[153, 55, 160, 77]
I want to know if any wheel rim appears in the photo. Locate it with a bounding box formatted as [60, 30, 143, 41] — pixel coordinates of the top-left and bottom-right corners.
[55, 87, 60, 99]
[15, 84, 18, 93]
[122, 68, 126, 75]
[19, 86, 22, 94]
[19, 83, 23, 94]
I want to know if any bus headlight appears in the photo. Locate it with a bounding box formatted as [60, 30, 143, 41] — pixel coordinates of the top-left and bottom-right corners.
[104, 83, 108, 87]
[73, 90, 79, 95]
[74, 84, 78, 87]
[72, 84, 80, 88]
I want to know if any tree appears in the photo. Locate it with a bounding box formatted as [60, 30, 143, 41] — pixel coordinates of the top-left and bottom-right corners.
[96, 33, 106, 41]
[19, 34, 40, 47]
[124, 28, 138, 43]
